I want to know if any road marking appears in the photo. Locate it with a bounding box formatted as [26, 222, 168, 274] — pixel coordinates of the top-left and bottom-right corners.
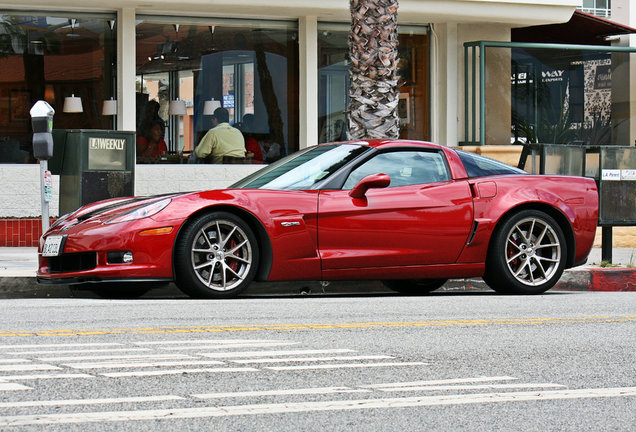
[0, 383, 31, 391]
[0, 395, 183, 408]
[0, 343, 123, 349]
[1, 316, 634, 337]
[232, 355, 394, 364]
[159, 342, 298, 351]
[1, 387, 635, 426]
[64, 360, 226, 370]
[7, 348, 151, 356]
[361, 376, 518, 388]
[0, 359, 29, 364]
[199, 349, 355, 359]
[100, 367, 258, 378]
[192, 386, 371, 399]
[134, 339, 287, 345]
[0, 364, 61, 372]
[265, 362, 428, 371]
[37, 354, 193, 362]
[0, 373, 94, 380]
[376, 383, 566, 392]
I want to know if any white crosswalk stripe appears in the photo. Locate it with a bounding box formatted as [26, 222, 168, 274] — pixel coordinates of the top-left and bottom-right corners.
[135, 339, 286, 345]
[63, 360, 226, 370]
[0, 343, 123, 349]
[0, 382, 31, 391]
[199, 349, 355, 358]
[8, 348, 151, 356]
[1, 387, 636, 426]
[0, 395, 183, 408]
[158, 342, 298, 350]
[0, 364, 61, 372]
[1, 337, 633, 427]
[0, 373, 94, 380]
[37, 353, 193, 362]
[100, 366, 259, 378]
[231, 355, 394, 364]
[264, 361, 428, 371]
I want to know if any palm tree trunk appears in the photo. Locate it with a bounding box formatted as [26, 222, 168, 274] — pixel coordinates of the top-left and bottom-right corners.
[347, 0, 400, 140]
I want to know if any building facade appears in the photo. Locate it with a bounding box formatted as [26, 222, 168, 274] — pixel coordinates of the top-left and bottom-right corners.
[0, 0, 627, 246]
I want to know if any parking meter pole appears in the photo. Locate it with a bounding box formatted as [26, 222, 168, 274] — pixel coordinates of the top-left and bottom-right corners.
[40, 160, 50, 233]
[30, 100, 55, 236]
[601, 226, 613, 264]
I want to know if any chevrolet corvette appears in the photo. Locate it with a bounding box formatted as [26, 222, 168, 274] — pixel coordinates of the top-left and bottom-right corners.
[37, 140, 599, 298]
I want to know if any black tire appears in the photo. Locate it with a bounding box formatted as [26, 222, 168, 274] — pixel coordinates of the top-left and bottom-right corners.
[484, 210, 567, 295]
[174, 211, 259, 299]
[382, 279, 447, 295]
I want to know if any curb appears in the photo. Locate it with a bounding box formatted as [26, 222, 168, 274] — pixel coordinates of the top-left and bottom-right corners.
[588, 268, 636, 292]
[1, 267, 635, 299]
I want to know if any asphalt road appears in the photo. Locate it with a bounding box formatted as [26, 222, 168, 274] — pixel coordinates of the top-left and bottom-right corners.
[0, 291, 634, 431]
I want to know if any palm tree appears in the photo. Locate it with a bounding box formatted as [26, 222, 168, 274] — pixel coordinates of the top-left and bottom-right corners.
[346, 0, 400, 140]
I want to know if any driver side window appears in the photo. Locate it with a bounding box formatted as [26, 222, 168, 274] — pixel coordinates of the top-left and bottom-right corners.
[343, 150, 450, 189]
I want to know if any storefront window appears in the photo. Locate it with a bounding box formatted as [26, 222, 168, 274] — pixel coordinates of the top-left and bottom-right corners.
[0, 12, 116, 163]
[135, 17, 298, 164]
[317, 23, 430, 143]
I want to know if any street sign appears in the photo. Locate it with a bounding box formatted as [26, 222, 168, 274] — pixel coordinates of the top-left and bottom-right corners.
[44, 170, 52, 202]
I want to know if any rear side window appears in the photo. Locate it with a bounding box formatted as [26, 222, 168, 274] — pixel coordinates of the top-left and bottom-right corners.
[343, 150, 450, 189]
[456, 149, 526, 178]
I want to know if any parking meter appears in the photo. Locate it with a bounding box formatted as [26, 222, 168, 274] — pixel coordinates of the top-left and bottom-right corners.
[30, 100, 55, 160]
[30, 100, 55, 234]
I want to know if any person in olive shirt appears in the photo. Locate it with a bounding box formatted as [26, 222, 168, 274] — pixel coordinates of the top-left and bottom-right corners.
[195, 107, 246, 163]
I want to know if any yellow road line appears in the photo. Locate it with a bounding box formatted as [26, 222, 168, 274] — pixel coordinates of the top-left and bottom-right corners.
[0, 316, 634, 338]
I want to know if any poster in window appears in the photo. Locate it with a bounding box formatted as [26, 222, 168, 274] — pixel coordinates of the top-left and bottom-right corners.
[398, 92, 410, 125]
[10, 89, 31, 123]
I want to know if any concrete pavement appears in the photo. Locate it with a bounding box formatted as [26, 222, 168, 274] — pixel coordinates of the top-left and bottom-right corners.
[0, 247, 635, 298]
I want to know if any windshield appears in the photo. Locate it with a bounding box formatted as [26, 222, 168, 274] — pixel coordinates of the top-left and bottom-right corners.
[231, 144, 369, 190]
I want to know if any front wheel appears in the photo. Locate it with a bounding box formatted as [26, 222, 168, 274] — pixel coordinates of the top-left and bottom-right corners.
[174, 212, 259, 299]
[382, 279, 447, 295]
[484, 210, 567, 295]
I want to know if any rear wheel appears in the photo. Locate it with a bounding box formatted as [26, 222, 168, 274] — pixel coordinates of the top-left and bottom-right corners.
[174, 211, 258, 299]
[382, 279, 447, 295]
[484, 210, 566, 295]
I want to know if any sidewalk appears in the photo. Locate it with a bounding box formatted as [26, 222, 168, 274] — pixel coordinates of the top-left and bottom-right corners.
[0, 247, 635, 298]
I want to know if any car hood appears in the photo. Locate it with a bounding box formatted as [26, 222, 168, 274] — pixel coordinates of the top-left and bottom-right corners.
[50, 193, 188, 231]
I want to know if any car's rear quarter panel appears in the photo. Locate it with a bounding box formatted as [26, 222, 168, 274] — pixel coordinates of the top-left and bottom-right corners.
[457, 175, 598, 267]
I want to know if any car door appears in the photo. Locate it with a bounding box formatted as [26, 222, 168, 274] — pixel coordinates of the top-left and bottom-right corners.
[318, 149, 474, 270]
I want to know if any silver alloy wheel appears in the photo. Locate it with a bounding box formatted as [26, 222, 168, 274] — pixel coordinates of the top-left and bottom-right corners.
[190, 219, 253, 291]
[504, 216, 561, 287]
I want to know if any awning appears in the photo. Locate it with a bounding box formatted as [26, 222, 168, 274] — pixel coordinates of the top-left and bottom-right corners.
[512, 10, 636, 45]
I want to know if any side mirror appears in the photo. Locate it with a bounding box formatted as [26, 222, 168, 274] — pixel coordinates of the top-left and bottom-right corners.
[349, 173, 391, 199]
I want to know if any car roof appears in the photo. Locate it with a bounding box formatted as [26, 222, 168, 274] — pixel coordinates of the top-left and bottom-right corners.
[332, 139, 445, 150]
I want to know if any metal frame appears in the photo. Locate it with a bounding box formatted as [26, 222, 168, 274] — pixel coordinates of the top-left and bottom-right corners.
[463, 40, 636, 146]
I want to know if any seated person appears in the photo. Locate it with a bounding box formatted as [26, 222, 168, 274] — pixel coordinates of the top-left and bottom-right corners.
[245, 136, 263, 163]
[261, 135, 281, 163]
[240, 114, 263, 163]
[136, 120, 167, 157]
[195, 107, 245, 163]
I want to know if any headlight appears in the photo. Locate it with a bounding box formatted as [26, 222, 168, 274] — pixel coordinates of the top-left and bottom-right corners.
[105, 198, 171, 224]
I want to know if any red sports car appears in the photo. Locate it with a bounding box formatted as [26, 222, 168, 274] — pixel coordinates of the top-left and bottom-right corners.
[37, 140, 598, 298]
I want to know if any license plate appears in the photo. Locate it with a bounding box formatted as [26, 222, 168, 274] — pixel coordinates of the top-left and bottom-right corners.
[42, 235, 65, 257]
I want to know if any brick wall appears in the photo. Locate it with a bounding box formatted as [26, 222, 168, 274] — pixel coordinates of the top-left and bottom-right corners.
[0, 218, 56, 247]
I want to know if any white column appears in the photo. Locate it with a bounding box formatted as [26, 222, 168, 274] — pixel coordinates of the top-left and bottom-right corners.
[117, 8, 137, 132]
[299, 16, 318, 149]
[433, 23, 458, 147]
